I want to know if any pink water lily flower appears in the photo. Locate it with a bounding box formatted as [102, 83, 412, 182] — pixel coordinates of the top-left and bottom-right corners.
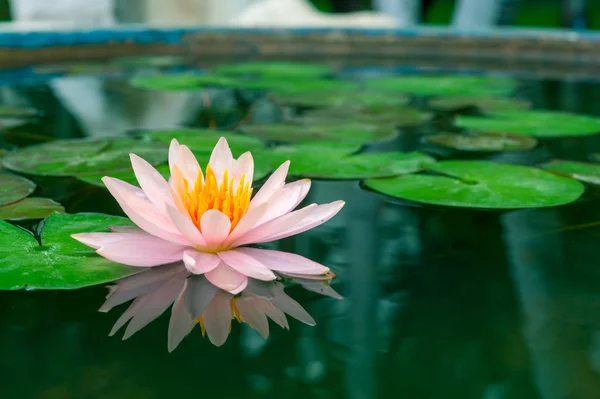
[72, 137, 344, 294]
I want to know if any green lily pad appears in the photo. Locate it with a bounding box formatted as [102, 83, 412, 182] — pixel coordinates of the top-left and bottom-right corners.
[364, 161, 585, 209]
[302, 106, 431, 127]
[0, 212, 141, 290]
[0, 106, 38, 118]
[539, 160, 600, 185]
[141, 129, 265, 155]
[425, 131, 537, 152]
[0, 172, 36, 206]
[0, 197, 65, 220]
[364, 76, 516, 96]
[214, 62, 334, 79]
[262, 142, 363, 165]
[130, 74, 238, 91]
[276, 90, 409, 109]
[238, 78, 358, 95]
[241, 120, 398, 144]
[280, 151, 436, 179]
[428, 95, 531, 112]
[455, 110, 600, 137]
[1, 138, 167, 177]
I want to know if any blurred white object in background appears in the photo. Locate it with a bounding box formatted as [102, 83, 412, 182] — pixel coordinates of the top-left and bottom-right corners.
[372, 0, 420, 27]
[231, 0, 399, 28]
[10, 0, 115, 26]
[142, 0, 257, 25]
[452, 0, 503, 28]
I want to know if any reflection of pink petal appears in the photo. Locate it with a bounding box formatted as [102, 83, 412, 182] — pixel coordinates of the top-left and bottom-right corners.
[249, 161, 289, 210]
[202, 290, 233, 346]
[236, 296, 269, 338]
[237, 248, 329, 275]
[271, 284, 316, 326]
[205, 264, 248, 294]
[200, 210, 231, 248]
[130, 153, 174, 214]
[183, 250, 220, 274]
[262, 301, 289, 330]
[168, 279, 195, 353]
[218, 250, 277, 281]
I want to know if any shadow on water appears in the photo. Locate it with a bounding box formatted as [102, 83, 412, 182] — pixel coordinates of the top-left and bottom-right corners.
[1, 65, 600, 398]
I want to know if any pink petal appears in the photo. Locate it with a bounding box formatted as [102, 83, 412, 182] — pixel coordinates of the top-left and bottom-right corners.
[259, 200, 345, 243]
[223, 202, 269, 246]
[235, 296, 269, 338]
[130, 153, 174, 214]
[200, 210, 231, 248]
[205, 264, 248, 294]
[202, 290, 233, 346]
[253, 180, 310, 227]
[73, 232, 187, 267]
[270, 285, 315, 326]
[102, 177, 189, 245]
[208, 137, 235, 184]
[169, 139, 201, 183]
[249, 161, 289, 211]
[217, 250, 277, 281]
[165, 204, 206, 247]
[236, 248, 329, 275]
[182, 250, 220, 274]
[284, 178, 311, 209]
[231, 151, 254, 190]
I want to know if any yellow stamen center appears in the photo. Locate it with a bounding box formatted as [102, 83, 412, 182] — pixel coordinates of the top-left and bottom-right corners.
[177, 164, 253, 233]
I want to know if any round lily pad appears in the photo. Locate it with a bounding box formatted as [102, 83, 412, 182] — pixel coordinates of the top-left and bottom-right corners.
[539, 160, 600, 185]
[425, 132, 537, 152]
[0, 212, 141, 290]
[130, 74, 238, 91]
[455, 110, 600, 137]
[364, 161, 585, 209]
[0, 197, 65, 220]
[141, 129, 265, 155]
[428, 96, 531, 112]
[241, 120, 398, 144]
[0, 172, 36, 206]
[238, 78, 358, 96]
[364, 76, 516, 96]
[214, 62, 334, 79]
[302, 106, 431, 127]
[281, 151, 436, 179]
[2, 138, 167, 177]
[275, 90, 409, 109]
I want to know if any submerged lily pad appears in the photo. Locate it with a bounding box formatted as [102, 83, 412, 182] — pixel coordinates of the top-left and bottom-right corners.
[0, 197, 65, 220]
[275, 90, 408, 108]
[130, 74, 238, 91]
[141, 129, 265, 155]
[281, 151, 436, 179]
[2, 138, 167, 177]
[364, 76, 516, 96]
[0, 172, 36, 206]
[0, 212, 141, 290]
[540, 160, 600, 185]
[425, 131, 537, 152]
[214, 62, 334, 79]
[302, 106, 431, 127]
[241, 120, 398, 144]
[456, 110, 600, 137]
[428, 96, 531, 112]
[365, 161, 584, 209]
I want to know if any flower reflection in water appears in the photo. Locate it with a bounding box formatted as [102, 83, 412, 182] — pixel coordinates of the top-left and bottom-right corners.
[100, 259, 341, 351]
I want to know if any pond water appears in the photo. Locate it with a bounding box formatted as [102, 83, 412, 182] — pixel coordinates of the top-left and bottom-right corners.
[2, 58, 600, 399]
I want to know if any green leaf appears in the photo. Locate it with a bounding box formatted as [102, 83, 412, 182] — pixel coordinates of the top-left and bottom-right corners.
[214, 61, 334, 79]
[275, 90, 409, 109]
[539, 160, 600, 185]
[0, 172, 36, 206]
[302, 106, 431, 127]
[428, 95, 531, 112]
[0, 212, 141, 290]
[364, 76, 516, 96]
[0, 198, 65, 220]
[130, 73, 238, 91]
[238, 78, 358, 95]
[141, 129, 265, 155]
[425, 131, 537, 152]
[365, 161, 585, 209]
[77, 163, 171, 187]
[241, 120, 398, 144]
[1, 138, 167, 177]
[455, 110, 600, 137]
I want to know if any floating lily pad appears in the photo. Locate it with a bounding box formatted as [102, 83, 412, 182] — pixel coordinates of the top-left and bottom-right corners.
[241, 120, 398, 144]
[539, 160, 600, 185]
[0, 198, 65, 220]
[214, 62, 334, 79]
[2, 138, 167, 177]
[364, 161, 585, 209]
[456, 110, 600, 137]
[130, 74, 238, 91]
[281, 151, 436, 179]
[0, 172, 36, 206]
[428, 95, 531, 112]
[262, 142, 363, 165]
[364, 76, 516, 96]
[77, 163, 171, 187]
[302, 106, 431, 127]
[276, 90, 409, 109]
[0, 212, 141, 290]
[0, 105, 38, 118]
[141, 129, 265, 155]
[238, 78, 358, 96]
[425, 132, 537, 152]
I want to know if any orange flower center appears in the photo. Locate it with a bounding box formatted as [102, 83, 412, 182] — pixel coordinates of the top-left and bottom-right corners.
[173, 164, 252, 232]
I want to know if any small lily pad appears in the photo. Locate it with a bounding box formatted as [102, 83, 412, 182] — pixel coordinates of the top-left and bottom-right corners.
[428, 96, 531, 112]
[364, 161, 585, 209]
[539, 160, 600, 185]
[456, 110, 600, 137]
[214, 62, 334, 79]
[0, 197, 65, 220]
[280, 151, 436, 179]
[364, 76, 516, 96]
[302, 106, 431, 127]
[0, 172, 36, 206]
[0, 212, 141, 290]
[241, 120, 398, 144]
[141, 129, 266, 155]
[2, 138, 167, 177]
[425, 132, 537, 152]
[275, 90, 408, 109]
[130, 74, 238, 91]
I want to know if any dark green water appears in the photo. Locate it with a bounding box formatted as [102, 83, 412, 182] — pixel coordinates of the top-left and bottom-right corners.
[2, 63, 600, 399]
